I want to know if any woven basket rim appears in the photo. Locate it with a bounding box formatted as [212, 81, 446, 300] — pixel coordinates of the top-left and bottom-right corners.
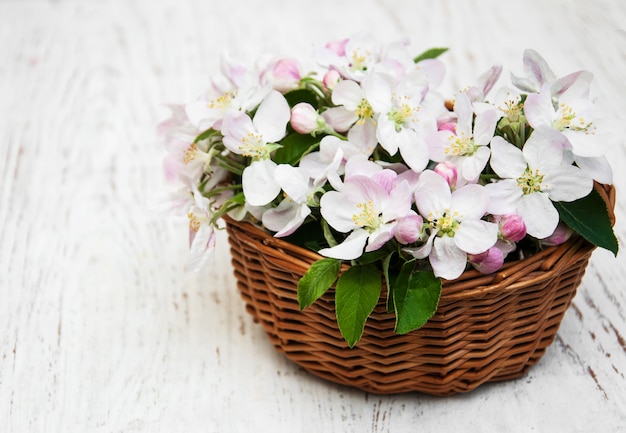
[223, 183, 615, 301]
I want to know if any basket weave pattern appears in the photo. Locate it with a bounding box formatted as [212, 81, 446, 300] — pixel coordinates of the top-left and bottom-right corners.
[225, 186, 615, 396]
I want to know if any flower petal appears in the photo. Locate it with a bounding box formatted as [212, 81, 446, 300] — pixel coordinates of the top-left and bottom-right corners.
[451, 184, 488, 219]
[544, 164, 592, 202]
[518, 192, 559, 239]
[331, 79, 363, 109]
[415, 171, 451, 218]
[454, 219, 498, 255]
[485, 179, 522, 215]
[430, 236, 468, 280]
[262, 201, 311, 237]
[242, 159, 281, 206]
[253, 90, 290, 143]
[489, 136, 526, 178]
[318, 229, 369, 260]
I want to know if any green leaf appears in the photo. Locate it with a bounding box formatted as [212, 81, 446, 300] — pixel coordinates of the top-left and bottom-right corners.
[297, 258, 341, 310]
[283, 88, 321, 108]
[393, 263, 442, 335]
[272, 133, 319, 165]
[335, 264, 381, 348]
[554, 189, 618, 256]
[413, 47, 448, 63]
[194, 128, 220, 143]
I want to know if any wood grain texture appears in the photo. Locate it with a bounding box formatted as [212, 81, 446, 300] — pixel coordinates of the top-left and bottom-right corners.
[1, 0, 624, 431]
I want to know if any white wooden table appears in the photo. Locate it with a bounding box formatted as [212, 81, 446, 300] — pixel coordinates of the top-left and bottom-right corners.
[2, 0, 625, 431]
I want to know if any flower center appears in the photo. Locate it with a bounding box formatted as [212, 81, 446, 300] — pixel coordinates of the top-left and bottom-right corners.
[516, 166, 546, 195]
[348, 49, 371, 72]
[552, 103, 592, 132]
[188, 212, 201, 232]
[498, 93, 522, 122]
[429, 210, 462, 237]
[355, 99, 375, 124]
[183, 142, 211, 164]
[445, 132, 478, 157]
[239, 132, 268, 159]
[387, 97, 418, 132]
[208, 91, 235, 109]
[352, 200, 381, 231]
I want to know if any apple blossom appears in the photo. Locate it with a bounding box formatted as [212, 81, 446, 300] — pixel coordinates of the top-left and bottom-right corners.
[405, 171, 499, 280]
[486, 127, 593, 239]
[426, 92, 499, 181]
[318, 170, 416, 260]
[468, 247, 504, 274]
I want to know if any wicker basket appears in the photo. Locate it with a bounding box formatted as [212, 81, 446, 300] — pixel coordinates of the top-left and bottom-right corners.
[225, 185, 615, 396]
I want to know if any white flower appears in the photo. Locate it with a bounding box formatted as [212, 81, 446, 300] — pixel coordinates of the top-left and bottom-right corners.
[486, 127, 593, 239]
[261, 165, 317, 237]
[323, 78, 379, 153]
[405, 171, 498, 280]
[427, 92, 499, 181]
[524, 84, 613, 183]
[221, 90, 290, 160]
[368, 72, 437, 172]
[318, 167, 416, 260]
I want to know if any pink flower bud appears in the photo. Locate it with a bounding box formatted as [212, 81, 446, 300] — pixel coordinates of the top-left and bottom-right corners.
[434, 161, 458, 187]
[499, 214, 527, 242]
[322, 69, 341, 90]
[272, 58, 301, 92]
[438, 121, 457, 133]
[394, 215, 423, 244]
[468, 246, 504, 274]
[290, 103, 320, 134]
[541, 223, 573, 246]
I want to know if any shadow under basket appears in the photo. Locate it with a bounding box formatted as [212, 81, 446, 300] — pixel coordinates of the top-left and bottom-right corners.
[224, 185, 615, 397]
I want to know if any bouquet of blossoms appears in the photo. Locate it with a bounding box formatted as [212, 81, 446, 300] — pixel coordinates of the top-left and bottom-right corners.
[159, 35, 617, 347]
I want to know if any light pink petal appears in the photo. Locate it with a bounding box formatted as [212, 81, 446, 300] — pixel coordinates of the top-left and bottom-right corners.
[575, 155, 613, 184]
[253, 90, 290, 143]
[398, 131, 430, 173]
[473, 107, 498, 146]
[524, 89, 554, 129]
[384, 180, 413, 221]
[485, 180, 522, 215]
[454, 220, 498, 255]
[453, 92, 473, 137]
[262, 201, 311, 237]
[362, 73, 392, 113]
[186, 225, 216, 272]
[460, 146, 490, 181]
[322, 106, 357, 133]
[319, 190, 360, 233]
[331, 79, 363, 109]
[415, 171, 451, 218]
[544, 164, 592, 202]
[274, 164, 311, 203]
[430, 236, 468, 280]
[365, 223, 396, 252]
[489, 136, 526, 178]
[523, 126, 567, 169]
[318, 229, 369, 260]
[552, 70, 592, 99]
[404, 232, 435, 259]
[348, 121, 378, 153]
[425, 130, 454, 162]
[451, 184, 488, 219]
[518, 192, 559, 239]
[242, 159, 281, 206]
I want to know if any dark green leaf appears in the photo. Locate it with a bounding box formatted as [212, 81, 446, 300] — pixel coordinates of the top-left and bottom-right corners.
[335, 264, 381, 348]
[284, 88, 321, 108]
[297, 258, 341, 310]
[272, 133, 319, 165]
[393, 263, 442, 334]
[554, 189, 618, 256]
[413, 47, 448, 63]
